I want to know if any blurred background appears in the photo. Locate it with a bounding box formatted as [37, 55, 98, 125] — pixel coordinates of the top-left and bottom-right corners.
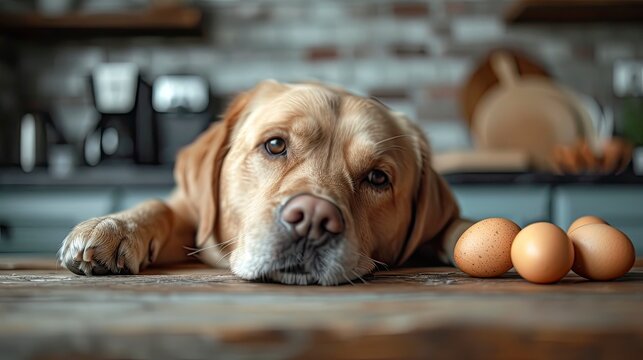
[0, 0, 642, 255]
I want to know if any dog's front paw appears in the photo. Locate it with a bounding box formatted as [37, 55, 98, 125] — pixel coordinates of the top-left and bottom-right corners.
[59, 216, 161, 276]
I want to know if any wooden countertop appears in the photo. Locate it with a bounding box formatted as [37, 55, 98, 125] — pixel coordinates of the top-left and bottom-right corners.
[1, 256, 641, 359]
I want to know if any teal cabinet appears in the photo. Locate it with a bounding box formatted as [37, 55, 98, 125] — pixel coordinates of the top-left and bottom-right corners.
[0, 187, 113, 252]
[114, 186, 173, 211]
[0, 186, 174, 253]
[451, 185, 551, 227]
[553, 186, 643, 254]
[1, 183, 641, 254]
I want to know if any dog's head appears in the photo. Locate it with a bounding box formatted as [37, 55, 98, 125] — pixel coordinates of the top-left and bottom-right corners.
[176, 80, 459, 285]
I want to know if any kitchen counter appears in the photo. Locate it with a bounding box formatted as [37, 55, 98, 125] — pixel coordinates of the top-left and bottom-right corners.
[0, 256, 641, 359]
[2, 166, 643, 254]
[2, 165, 643, 186]
[0, 165, 175, 186]
[444, 170, 643, 185]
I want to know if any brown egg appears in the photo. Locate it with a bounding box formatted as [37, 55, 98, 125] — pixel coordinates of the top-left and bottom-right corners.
[567, 215, 606, 234]
[568, 223, 635, 281]
[511, 222, 574, 284]
[454, 218, 521, 277]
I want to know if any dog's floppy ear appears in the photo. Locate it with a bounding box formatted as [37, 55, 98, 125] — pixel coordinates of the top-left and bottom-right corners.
[395, 122, 462, 265]
[174, 89, 251, 247]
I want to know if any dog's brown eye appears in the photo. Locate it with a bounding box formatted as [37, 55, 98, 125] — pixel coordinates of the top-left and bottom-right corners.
[367, 170, 389, 188]
[265, 137, 287, 156]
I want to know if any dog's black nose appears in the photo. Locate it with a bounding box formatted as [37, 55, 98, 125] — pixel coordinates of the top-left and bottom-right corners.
[281, 194, 344, 241]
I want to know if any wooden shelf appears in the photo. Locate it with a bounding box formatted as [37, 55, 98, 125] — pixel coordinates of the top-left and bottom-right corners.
[506, 0, 643, 23]
[0, 6, 204, 39]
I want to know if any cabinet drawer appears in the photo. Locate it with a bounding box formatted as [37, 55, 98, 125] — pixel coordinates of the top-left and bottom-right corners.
[451, 185, 550, 227]
[114, 186, 174, 211]
[0, 187, 115, 226]
[0, 226, 71, 253]
[552, 185, 643, 253]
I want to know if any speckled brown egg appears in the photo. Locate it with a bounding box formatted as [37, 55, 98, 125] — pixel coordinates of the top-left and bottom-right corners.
[454, 218, 521, 277]
[511, 222, 574, 284]
[568, 223, 635, 281]
[567, 215, 607, 234]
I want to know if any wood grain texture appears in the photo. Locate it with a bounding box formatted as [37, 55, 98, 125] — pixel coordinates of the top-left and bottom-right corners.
[0, 6, 203, 38]
[459, 50, 550, 127]
[0, 257, 641, 359]
[506, 0, 643, 23]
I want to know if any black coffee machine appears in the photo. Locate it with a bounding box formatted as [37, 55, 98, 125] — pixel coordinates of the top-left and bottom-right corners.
[152, 74, 216, 164]
[86, 64, 215, 166]
[86, 63, 157, 166]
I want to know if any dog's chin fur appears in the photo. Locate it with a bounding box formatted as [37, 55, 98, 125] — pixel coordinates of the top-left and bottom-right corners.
[243, 266, 372, 286]
[265, 271, 321, 286]
[227, 232, 371, 285]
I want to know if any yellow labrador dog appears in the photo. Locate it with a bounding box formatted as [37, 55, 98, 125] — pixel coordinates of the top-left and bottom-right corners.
[59, 80, 470, 285]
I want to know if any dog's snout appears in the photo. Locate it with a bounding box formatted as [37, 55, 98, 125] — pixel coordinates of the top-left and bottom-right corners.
[281, 194, 344, 240]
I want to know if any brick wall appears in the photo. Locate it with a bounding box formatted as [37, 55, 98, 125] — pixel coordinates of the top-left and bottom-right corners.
[2, 0, 643, 151]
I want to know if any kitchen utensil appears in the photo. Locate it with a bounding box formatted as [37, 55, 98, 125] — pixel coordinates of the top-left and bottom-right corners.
[19, 113, 47, 173]
[573, 93, 615, 156]
[470, 51, 596, 171]
[460, 50, 550, 126]
[18, 112, 66, 173]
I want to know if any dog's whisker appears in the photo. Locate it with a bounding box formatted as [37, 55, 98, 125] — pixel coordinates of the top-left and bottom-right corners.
[186, 247, 211, 256]
[219, 237, 239, 246]
[217, 240, 236, 254]
[378, 145, 405, 151]
[185, 236, 239, 256]
[342, 273, 355, 286]
[356, 251, 389, 270]
[351, 270, 368, 284]
[215, 250, 235, 265]
[354, 264, 371, 275]
[356, 259, 376, 275]
[373, 134, 414, 146]
[374, 146, 406, 156]
[334, 263, 355, 286]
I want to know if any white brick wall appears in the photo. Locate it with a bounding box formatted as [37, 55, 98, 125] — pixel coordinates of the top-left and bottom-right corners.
[2, 0, 642, 143]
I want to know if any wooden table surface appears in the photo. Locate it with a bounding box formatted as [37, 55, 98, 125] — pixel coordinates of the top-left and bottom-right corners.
[0, 256, 641, 360]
